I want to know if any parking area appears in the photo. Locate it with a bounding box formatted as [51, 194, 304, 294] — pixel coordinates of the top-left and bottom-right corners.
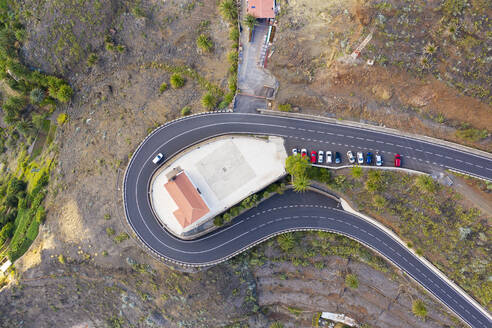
[284, 138, 437, 173]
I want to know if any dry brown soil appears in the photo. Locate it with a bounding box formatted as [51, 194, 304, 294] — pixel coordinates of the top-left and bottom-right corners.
[270, 0, 492, 151]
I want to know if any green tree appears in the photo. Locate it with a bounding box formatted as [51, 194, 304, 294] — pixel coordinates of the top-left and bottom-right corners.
[170, 73, 185, 89]
[345, 273, 359, 289]
[412, 299, 427, 319]
[196, 34, 213, 52]
[244, 14, 257, 30]
[201, 92, 217, 110]
[56, 84, 73, 103]
[31, 113, 45, 130]
[29, 88, 45, 104]
[293, 174, 309, 192]
[218, 0, 238, 24]
[285, 154, 309, 179]
[351, 166, 363, 179]
[16, 119, 34, 137]
[277, 233, 295, 252]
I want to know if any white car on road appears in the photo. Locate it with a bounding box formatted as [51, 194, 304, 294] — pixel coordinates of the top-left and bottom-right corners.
[347, 151, 355, 164]
[292, 148, 298, 156]
[318, 150, 324, 163]
[357, 152, 364, 164]
[152, 153, 164, 164]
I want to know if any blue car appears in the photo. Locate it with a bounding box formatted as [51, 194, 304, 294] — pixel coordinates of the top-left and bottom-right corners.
[366, 152, 373, 165]
[335, 152, 341, 164]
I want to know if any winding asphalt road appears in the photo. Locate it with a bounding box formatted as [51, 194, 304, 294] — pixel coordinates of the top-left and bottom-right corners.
[123, 112, 492, 328]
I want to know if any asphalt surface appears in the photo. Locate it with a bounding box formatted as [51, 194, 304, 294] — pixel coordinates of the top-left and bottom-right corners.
[123, 112, 492, 328]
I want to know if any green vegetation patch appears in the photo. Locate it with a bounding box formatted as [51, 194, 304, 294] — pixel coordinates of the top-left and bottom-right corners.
[325, 169, 492, 310]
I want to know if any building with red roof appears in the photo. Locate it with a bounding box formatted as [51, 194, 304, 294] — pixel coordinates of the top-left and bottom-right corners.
[247, 0, 275, 19]
[164, 170, 210, 228]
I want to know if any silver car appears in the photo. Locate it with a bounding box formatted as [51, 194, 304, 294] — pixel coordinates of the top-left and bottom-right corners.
[347, 151, 355, 164]
[376, 153, 383, 166]
[318, 150, 324, 163]
[357, 152, 364, 165]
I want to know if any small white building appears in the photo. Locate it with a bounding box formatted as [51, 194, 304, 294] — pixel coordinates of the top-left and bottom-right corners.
[321, 312, 357, 327]
[150, 136, 287, 236]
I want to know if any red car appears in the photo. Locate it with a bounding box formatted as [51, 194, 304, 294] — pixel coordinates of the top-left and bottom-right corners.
[394, 154, 402, 167]
[310, 151, 317, 163]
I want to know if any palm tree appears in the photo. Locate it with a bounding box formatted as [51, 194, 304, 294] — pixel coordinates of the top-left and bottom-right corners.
[293, 174, 309, 192]
[219, 0, 238, 23]
[277, 233, 294, 253]
[244, 14, 257, 30]
[412, 300, 427, 319]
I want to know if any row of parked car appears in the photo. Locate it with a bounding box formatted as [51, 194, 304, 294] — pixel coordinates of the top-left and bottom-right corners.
[293, 148, 402, 167]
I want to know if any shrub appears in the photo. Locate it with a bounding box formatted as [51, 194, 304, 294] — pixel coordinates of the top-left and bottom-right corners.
[229, 26, 239, 41]
[412, 300, 427, 319]
[196, 34, 213, 52]
[351, 166, 363, 179]
[227, 50, 238, 65]
[455, 128, 488, 142]
[170, 73, 185, 89]
[57, 113, 68, 125]
[29, 88, 45, 105]
[106, 227, 115, 236]
[345, 273, 359, 288]
[213, 216, 224, 226]
[269, 323, 284, 328]
[114, 232, 129, 243]
[228, 74, 237, 92]
[415, 175, 438, 193]
[87, 53, 98, 66]
[219, 0, 238, 24]
[159, 82, 168, 93]
[181, 106, 192, 116]
[58, 254, 66, 264]
[278, 103, 292, 112]
[104, 213, 111, 220]
[201, 92, 217, 110]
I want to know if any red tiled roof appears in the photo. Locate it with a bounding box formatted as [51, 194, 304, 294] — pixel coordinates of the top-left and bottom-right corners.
[247, 0, 275, 18]
[165, 172, 209, 228]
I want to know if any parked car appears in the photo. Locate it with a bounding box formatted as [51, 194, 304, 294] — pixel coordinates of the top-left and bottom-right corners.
[375, 153, 383, 166]
[152, 153, 164, 164]
[347, 151, 355, 164]
[394, 154, 402, 167]
[292, 148, 298, 156]
[310, 151, 317, 163]
[301, 148, 307, 158]
[357, 152, 364, 164]
[335, 152, 341, 164]
[326, 151, 333, 164]
[366, 152, 373, 165]
[318, 150, 324, 163]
